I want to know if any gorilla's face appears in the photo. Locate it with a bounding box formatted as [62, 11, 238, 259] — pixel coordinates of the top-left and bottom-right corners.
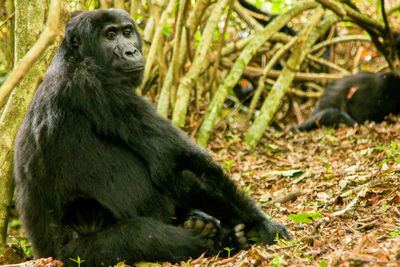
[66, 9, 145, 80]
[98, 15, 145, 73]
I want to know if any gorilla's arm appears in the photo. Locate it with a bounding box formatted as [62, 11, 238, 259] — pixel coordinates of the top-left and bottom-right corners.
[176, 150, 292, 244]
[296, 108, 357, 131]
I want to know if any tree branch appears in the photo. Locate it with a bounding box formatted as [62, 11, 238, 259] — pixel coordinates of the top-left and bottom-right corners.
[0, 0, 62, 109]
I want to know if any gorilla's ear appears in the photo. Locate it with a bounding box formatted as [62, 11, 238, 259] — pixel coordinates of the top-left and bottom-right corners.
[64, 14, 83, 50]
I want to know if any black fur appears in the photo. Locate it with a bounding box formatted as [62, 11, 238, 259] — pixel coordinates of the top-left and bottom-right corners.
[14, 9, 290, 266]
[295, 71, 400, 131]
[394, 31, 400, 57]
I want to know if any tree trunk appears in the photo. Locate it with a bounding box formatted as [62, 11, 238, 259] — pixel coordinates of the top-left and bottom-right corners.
[172, 0, 229, 127]
[157, 0, 187, 117]
[0, 0, 67, 249]
[245, 12, 338, 148]
[196, 1, 319, 147]
[139, 0, 174, 94]
[114, 0, 125, 10]
[142, 0, 167, 59]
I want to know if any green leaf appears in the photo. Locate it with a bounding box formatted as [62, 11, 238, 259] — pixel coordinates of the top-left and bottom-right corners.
[213, 29, 220, 41]
[135, 262, 159, 267]
[378, 159, 389, 166]
[391, 141, 397, 150]
[162, 23, 173, 36]
[265, 144, 279, 151]
[374, 146, 390, 150]
[280, 169, 304, 178]
[319, 260, 327, 267]
[321, 161, 331, 169]
[224, 247, 234, 258]
[9, 220, 22, 227]
[194, 30, 202, 41]
[288, 212, 322, 224]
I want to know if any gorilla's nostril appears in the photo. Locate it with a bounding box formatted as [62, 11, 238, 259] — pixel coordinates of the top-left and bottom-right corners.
[125, 51, 134, 57]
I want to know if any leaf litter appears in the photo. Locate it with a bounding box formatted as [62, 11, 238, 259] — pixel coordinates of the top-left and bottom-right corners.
[182, 116, 400, 266]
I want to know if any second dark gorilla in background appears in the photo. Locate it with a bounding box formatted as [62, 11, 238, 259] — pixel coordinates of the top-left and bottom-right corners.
[14, 9, 291, 267]
[238, 0, 400, 130]
[295, 70, 400, 131]
[296, 31, 400, 131]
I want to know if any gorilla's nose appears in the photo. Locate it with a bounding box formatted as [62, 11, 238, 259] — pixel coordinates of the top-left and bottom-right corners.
[124, 48, 140, 59]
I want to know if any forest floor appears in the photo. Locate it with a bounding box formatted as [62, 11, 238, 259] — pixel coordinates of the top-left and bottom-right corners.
[182, 114, 400, 267]
[6, 113, 400, 267]
[145, 115, 400, 267]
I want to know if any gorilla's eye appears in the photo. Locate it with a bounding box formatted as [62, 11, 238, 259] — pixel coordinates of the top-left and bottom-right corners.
[106, 30, 116, 40]
[123, 30, 132, 37]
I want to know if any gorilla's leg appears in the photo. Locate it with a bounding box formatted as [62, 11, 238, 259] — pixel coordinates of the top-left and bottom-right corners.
[181, 210, 249, 250]
[59, 217, 218, 267]
[181, 209, 219, 238]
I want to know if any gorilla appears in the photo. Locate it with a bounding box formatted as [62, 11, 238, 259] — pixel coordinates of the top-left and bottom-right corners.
[13, 9, 291, 267]
[295, 70, 400, 131]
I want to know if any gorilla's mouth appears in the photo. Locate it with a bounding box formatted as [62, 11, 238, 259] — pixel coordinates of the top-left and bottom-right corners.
[123, 66, 144, 73]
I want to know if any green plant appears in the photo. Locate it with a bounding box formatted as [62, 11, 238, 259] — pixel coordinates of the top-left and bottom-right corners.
[9, 219, 22, 227]
[9, 236, 34, 258]
[242, 184, 252, 196]
[382, 201, 387, 216]
[69, 256, 85, 267]
[265, 144, 278, 152]
[271, 255, 286, 267]
[264, 212, 272, 220]
[223, 247, 234, 258]
[162, 23, 173, 36]
[274, 235, 300, 249]
[20, 240, 34, 257]
[288, 212, 323, 224]
[319, 259, 327, 267]
[223, 160, 234, 172]
[389, 226, 400, 237]
[374, 141, 400, 166]
[389, 231, 399, 237]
